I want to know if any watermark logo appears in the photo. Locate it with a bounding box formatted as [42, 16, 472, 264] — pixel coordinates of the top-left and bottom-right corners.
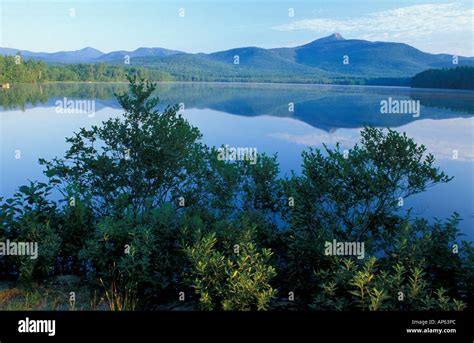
[18, 318, 55, 336]
[324, 239, 365, 260]
[0, 240, 38, 259]
[380, 97, 420, 118]
[55, 97, 95, 117]
[217, 145, 258, 165]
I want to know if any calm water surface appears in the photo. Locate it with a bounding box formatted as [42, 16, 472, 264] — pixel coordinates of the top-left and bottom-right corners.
[1, 83, 473, 240]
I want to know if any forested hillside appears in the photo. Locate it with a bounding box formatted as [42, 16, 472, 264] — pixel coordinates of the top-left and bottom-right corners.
[411, 66, 474, 90]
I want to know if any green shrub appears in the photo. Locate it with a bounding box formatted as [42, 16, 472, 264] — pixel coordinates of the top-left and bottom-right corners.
[185, 230, 276, 310]
[311, 257, 467, 311]
[1, 76, 472, 312]
[0, 181, 61, 282]
[282, 127, 453, 304]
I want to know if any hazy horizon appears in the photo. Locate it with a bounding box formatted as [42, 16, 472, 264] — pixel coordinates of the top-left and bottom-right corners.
[0, 0, 472, 56]
[2, 32, 473, 59]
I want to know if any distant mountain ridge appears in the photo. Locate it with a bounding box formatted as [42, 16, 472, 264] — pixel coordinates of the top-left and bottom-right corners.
[1, 33, 473, 79]
[0, 46, 184, 63]
[0, 47, 104, 63]
[97, 47, 184, 62]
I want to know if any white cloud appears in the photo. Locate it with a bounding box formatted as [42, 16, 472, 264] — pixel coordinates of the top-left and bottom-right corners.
[273, 3, 474, 56]
[268, 118, 474, 162]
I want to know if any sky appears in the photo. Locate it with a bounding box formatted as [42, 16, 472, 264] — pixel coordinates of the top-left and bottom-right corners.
[0, 0, 472, 56]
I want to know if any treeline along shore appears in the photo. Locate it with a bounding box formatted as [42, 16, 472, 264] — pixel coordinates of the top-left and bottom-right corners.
[1, 54, 473, 89]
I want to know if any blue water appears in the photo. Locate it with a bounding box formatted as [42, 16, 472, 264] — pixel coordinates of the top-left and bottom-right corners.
[0, 82, 473, 240]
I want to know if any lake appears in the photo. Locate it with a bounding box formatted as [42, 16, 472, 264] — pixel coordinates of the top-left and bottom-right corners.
[0, 82, 473, 241]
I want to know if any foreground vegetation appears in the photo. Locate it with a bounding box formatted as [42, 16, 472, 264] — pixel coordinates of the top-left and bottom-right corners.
[0, 76, 472, 311]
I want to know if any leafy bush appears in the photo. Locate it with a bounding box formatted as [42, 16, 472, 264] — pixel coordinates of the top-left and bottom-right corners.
[0, 181, 61, 282]
[40, 74, 204, 216]
[0, 75, 472, 312]
[311, 257, 466, 311]
[185, 230, 276, 310]
[281, 127, 453, 303]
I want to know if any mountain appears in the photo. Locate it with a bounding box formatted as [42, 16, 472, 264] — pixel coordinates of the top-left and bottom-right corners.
[96, 47, 183, 62]
[128, 50, 333, 83]
[47, 47, 104, 63]
[0, 46, 183, 64]
[0, 47, 104, 63]
[204, 46, 332, 78]
[1, 34, 473, 80]
[307, 32, 345, 44]
[105, 33, 474, 79]
[271, 33, 474, 77]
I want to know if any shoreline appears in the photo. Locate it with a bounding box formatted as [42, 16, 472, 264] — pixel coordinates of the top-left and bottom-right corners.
[5, 80, 474, 93]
